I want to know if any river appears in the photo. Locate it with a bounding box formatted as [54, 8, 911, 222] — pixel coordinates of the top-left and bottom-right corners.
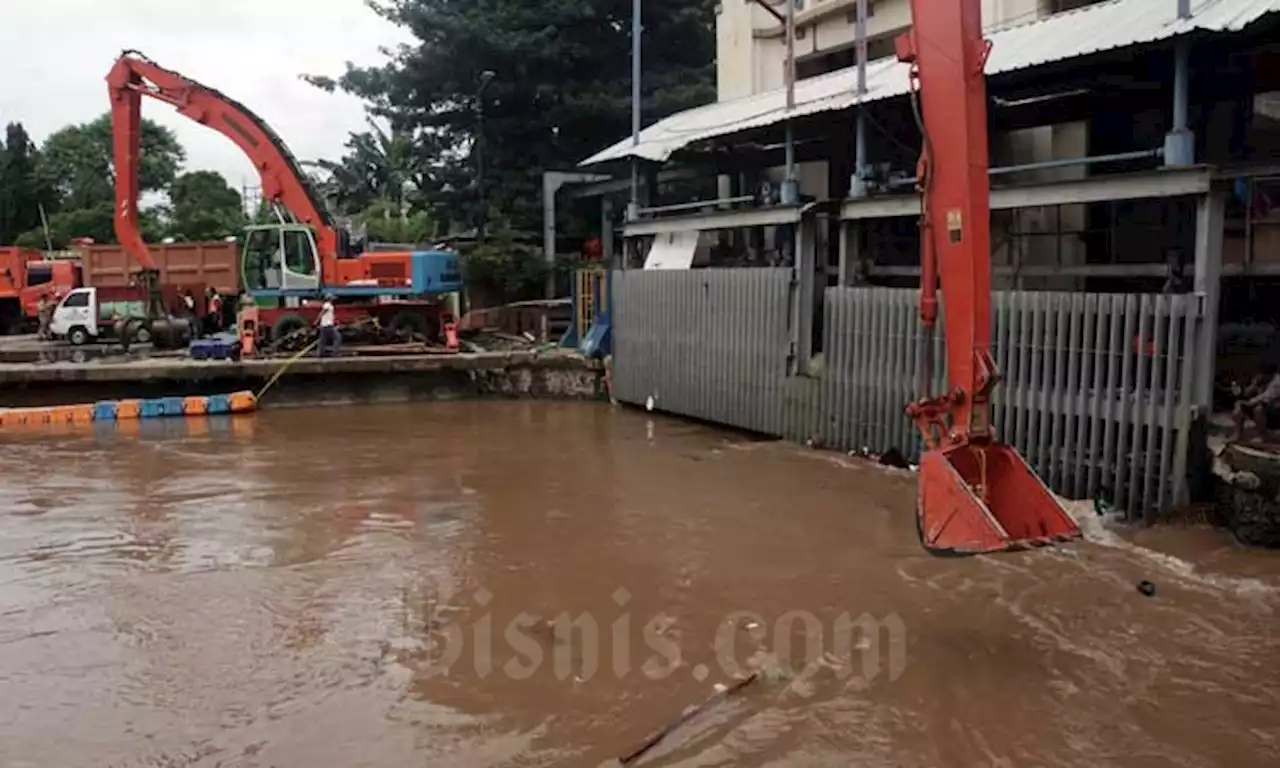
[1, 402, 1277, 767]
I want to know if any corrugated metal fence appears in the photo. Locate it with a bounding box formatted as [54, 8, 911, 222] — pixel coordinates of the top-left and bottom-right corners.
[611, 269, 1202, 518]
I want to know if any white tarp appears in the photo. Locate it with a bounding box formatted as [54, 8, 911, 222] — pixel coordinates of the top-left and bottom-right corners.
[643, 231, 700, 270]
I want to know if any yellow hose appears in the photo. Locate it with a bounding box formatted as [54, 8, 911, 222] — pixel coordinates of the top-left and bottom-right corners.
[255, 339, 319, 402]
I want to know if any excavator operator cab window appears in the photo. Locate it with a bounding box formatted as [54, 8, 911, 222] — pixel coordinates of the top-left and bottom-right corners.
[242, 227, 280, 290]
[282, 228, 318, 277]
[241, 225, 320, 294]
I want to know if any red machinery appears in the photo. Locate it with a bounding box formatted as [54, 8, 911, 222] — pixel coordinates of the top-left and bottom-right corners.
[896, 1, 1081, 554]
[107, 51, 462, 346]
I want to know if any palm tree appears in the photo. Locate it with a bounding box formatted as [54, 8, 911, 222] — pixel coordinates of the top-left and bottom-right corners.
[303, 116, 423, 217]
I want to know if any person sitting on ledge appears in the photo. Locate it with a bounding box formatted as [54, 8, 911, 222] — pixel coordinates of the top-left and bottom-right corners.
[1232, 363, 1280, 443]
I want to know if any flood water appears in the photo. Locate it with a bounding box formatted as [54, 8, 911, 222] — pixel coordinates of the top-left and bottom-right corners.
[1, 402, 1278, 767]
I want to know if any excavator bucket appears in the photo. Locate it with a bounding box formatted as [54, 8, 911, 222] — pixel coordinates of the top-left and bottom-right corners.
[916, 442, 1081, 555]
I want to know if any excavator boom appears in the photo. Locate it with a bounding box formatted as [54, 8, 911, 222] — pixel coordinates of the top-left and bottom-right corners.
[897, 1, 1081, 554]
[106, 51, 342, 277]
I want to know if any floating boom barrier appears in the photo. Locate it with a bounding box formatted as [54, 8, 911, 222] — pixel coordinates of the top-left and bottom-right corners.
[0, 391, 257, 428]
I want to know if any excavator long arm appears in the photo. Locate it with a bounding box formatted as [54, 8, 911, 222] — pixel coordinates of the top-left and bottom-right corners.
[897, 1, 1081, 555]
[106, 50, 340, 271]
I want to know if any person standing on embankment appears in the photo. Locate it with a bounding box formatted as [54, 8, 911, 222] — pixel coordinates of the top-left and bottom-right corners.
[316, 294, 340, 357]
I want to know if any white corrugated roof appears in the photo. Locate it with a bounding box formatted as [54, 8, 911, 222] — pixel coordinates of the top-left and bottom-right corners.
[580, 0, 1280, 167]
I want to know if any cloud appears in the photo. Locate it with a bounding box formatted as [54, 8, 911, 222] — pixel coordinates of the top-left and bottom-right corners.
[0, 0, 409, 190]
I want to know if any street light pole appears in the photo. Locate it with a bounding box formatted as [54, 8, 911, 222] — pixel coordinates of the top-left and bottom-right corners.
[475, 70, 496, 238]
[629, 0, 642, 222]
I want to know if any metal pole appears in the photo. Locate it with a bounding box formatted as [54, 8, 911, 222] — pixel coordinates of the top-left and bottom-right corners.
[1173, 46, 1189, 134]
[476, 104, 486, 236]
[851, 0, 869, 198]
[475, 70, 495, 237]
[1164, 1, 1194, 166]
[781, 0, 798, 205]
[629, 0, 642, 220]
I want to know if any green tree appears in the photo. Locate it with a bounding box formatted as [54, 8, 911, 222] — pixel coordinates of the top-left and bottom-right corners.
[354, 198, 439, 245]
[0, 122, 54, 245]
[13, 113, 185, 249]
[38, 113, 184, 211]
[458, 217, 549, 306]
[304, 117, 425, 215]
[306, 0, 717, 231]
[167, 170, 246, 241]
[12, 204, 167, 250]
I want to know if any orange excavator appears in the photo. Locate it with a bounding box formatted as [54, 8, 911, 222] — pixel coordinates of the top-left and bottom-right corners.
[896, 0, 1082, 555]
[107, 51, 462, 346]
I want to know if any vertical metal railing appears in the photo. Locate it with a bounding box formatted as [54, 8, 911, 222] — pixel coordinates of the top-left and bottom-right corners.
[610, 270, 1201, 519]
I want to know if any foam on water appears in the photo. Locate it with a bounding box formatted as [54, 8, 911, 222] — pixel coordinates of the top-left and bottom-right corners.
[1059, 497, 1278, 600]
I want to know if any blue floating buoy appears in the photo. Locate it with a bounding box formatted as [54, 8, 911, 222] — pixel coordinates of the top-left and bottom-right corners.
[93, 401, 118, 421]
[157, 397, 184, 416]
[138, 399, 164, 419]
[206, 394, 230, 414]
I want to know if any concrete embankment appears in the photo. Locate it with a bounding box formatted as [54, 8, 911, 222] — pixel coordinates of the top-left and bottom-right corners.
[0, 350, 604, 409]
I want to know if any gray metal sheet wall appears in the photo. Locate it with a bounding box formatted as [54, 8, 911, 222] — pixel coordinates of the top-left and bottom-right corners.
[611, 271, 1199, 519]
[611, 268, 792, 436]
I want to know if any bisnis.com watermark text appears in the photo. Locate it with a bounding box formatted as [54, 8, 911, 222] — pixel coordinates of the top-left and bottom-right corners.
[404, 588, 906, 694]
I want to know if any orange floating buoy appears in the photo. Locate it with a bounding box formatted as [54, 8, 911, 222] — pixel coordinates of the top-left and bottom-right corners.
[227, 391, 258, 413]
[2, 409, 32, 426]
[183, 396, 209, 416]
[116, 400, 141, 420]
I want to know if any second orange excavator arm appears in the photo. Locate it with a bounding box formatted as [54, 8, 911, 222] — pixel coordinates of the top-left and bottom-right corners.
[106, 50, 341, 273]
[897, 0, 1081, 555]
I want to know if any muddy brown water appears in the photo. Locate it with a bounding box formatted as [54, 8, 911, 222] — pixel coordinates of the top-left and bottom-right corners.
[1, 402, 1277, 767]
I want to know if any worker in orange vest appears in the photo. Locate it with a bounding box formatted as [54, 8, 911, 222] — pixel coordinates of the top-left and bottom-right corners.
[204, 287, 223, 337]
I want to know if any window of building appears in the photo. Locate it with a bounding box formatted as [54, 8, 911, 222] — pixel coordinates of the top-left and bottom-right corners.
[846, 2, 875, 23]
[1042, 0, 1105, 14]
[795, 32, 899, 81]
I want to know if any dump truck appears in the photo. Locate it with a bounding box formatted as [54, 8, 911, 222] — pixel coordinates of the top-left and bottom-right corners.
[76, 241, 239, 296]
[0, 248, 83, 334]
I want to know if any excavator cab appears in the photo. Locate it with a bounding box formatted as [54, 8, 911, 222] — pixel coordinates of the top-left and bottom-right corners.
[241, 224, 322, 294]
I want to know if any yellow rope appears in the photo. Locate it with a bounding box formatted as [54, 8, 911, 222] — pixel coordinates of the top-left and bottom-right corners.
[255, 339, 319, 402]
[253, 316, 377, 402]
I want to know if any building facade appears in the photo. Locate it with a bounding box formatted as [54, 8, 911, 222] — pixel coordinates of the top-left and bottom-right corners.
[714, 0, 1109, 287]
[715, 0, 1104, 100]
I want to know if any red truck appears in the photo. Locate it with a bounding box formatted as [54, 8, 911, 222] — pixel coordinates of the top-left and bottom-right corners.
[75, 241, 238, 294]
[0, 247, 83, 334]
[74, 240, 240, 320]
[1, 240, 239, 339]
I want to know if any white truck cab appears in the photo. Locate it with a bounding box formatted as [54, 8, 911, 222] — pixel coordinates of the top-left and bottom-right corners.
[50, 287, 152, 346]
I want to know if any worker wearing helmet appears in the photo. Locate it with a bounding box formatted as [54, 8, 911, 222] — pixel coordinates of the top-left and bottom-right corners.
[316, 293, 340, 358]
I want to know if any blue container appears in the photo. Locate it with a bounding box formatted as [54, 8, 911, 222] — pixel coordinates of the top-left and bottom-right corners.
[189, 334, 239, 360]
[206, 394, 230, 414]
[139, 399, 164, 418]
[92, 401, 118, 421]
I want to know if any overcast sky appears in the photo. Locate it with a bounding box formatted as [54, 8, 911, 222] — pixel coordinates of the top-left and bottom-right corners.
[0, 0, 409, 195]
